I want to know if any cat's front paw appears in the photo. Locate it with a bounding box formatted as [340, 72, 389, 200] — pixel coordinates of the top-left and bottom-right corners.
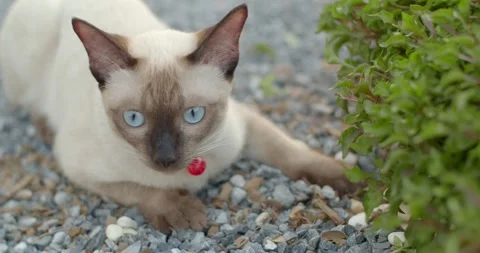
[139, 190, 207, 233]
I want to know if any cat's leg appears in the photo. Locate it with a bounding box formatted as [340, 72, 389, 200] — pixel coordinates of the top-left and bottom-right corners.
[238, 103, 363, 195]
[90, 182, 207, 232]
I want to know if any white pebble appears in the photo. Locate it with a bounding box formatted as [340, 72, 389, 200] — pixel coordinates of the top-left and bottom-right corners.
[230, 175, 246, 188]
[52, 231, 66, 245]
[264, 240, 277, 250]
[18, 217, 37, 227]
[54, 191, 70, 206]
[388, 232, 406, 245]
[347, 212, 367, 229]
[13, 242, 27, 253]
[106, 224, 124, 241]
[230, 187, 247, 206]
[122, 228, 138, 235]
[255, 212, 269, 226]
[335, 151, 358, 165]
[116, 216, 137, 229]
[321, 185, 336, 199]
[15, 189, 32, 199]
[171, 249, 182, 253]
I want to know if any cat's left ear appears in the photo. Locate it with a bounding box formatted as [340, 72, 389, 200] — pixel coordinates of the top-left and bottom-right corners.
[187, 4, 248, 81]
[72, 17, 137, 90]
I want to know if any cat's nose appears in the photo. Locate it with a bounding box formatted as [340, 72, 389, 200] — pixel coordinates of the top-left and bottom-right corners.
[152, 133, 179, 168]
[153, 151, 178, 168]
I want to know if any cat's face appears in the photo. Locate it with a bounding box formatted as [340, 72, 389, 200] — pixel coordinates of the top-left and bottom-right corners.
[72, 4, 248, 172]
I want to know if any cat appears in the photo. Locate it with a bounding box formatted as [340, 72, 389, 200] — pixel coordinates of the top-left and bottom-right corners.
[0, 0, 362, 232]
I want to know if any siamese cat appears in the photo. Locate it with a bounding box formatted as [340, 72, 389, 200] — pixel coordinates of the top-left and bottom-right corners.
[0, 0, 361, 232]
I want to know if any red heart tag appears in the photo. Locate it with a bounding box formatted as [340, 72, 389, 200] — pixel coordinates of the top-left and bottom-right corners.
[187, 157, 206, 176]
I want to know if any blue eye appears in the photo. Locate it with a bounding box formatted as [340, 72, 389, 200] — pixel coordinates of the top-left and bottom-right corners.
[184, 107, 205, 124]
[123, 111, 145, 127]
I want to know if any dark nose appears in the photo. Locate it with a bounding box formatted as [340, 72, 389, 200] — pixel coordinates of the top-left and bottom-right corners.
[152, 133, 178, 168]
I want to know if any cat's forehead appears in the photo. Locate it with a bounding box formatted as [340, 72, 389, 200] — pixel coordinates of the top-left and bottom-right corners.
[129, 30, 197, 63]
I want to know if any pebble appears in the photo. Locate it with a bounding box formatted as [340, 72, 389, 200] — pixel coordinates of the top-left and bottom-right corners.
[34, 235, 52, 247]
[230, 175, 246, 188]
[255, 212, 269, 226]
[264, 240, 277, 250]
[388, 232, 406, 245]
[348, 212, 367, 229]
[283, 231, 298, 242]
[121, 241, 141, 253]
[53, 191, 70, 205]
[215, 211, 229, 224]
[290, 241, 308, 253]
[52, 231, 66, 245]
[335, 151, 358, 165]
[15, 189, 32, 199]
[18, 217, 37, 227]
[273, 184, 295, 207]
[13, 242, 27, 253]
[321, 185, 336, 199]
[373, 241, 391, 249]
[106, 224, 124, 241]
[69, 206, 81, 217]
[231, 187, 247, 206]
[117, 216, 138, 229]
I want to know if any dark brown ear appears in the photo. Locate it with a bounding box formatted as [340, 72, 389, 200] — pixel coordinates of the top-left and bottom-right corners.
[187, 4, 248, 81]
[71, 17, 137, 89]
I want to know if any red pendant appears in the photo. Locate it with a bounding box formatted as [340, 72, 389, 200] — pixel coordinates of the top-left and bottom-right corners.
[187, 157, 206, 176]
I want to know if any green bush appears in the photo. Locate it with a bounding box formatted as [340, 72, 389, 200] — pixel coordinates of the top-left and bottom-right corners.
[317, 0, 480, 252]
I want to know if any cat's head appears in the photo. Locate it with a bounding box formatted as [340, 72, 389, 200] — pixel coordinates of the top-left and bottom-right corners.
[72, 4, 248, 172]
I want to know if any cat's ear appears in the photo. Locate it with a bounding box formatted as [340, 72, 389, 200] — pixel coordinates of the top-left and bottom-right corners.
[71, 17, 137, 89]
[187, 4, 248, 80]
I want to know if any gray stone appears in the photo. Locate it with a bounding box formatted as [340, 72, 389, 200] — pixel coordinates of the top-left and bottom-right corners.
[277, 243, 288, 253]
[291, 180, 312, 194]
[231, 187, 247, 206]
[243, 242, 265, 253]
[273, 184, 295, 207]
[53, 191, 70, 206]
[13, 242, 27, 253]
[345, 242, 370, 253]
[34, 236, 53, 247]
[342, 225, 357, 236]
[168, 238, 182, 248]
[52, 231, 66, 245]
[69, 206, 81, 217]
[230, 175, 246, 187]
[18, 217, 37, 227]
[156, 243, 171, 251]
[373, 242, 391, 250]
[289, 241, 308, 253]
[283, 231, 298, 242]
[215, 211, 229, 224]
[321, 185, 336, 199]
[358, 155, 377, 173]
[295, 224, 311, 237]
[93, 209, 111, 217]
[85, 228, 106, 250]
[320, 239, 339, 251]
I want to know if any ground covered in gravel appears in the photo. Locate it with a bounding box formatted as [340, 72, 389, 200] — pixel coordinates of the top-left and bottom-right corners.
[0, 1, 402, 253]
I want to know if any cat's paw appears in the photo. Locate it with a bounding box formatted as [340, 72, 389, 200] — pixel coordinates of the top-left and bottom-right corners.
[139, 190, 207, 233]
[296, 152, 366, 196]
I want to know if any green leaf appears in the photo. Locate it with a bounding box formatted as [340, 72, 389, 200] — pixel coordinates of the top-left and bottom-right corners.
[379, 33, 409, 48]
[350, 134, 380, 155]
[344, 165, 372, 183]
[258, 73, 277, 98]
[339, 127, 361, 155]
[369, 10, 395, 24]
[252, 43, 276, 60]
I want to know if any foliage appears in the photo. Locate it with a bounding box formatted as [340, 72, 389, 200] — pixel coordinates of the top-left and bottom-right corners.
[317, 0, 480, 252]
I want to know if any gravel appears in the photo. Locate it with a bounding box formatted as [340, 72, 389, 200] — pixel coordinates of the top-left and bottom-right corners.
[0, 0, 391, 252]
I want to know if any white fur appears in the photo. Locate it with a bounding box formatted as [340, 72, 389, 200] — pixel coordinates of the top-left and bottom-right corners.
[0, 0, 247, 191]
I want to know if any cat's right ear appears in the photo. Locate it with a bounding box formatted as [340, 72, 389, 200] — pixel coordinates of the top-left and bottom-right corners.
[71, 17, 137, 90]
